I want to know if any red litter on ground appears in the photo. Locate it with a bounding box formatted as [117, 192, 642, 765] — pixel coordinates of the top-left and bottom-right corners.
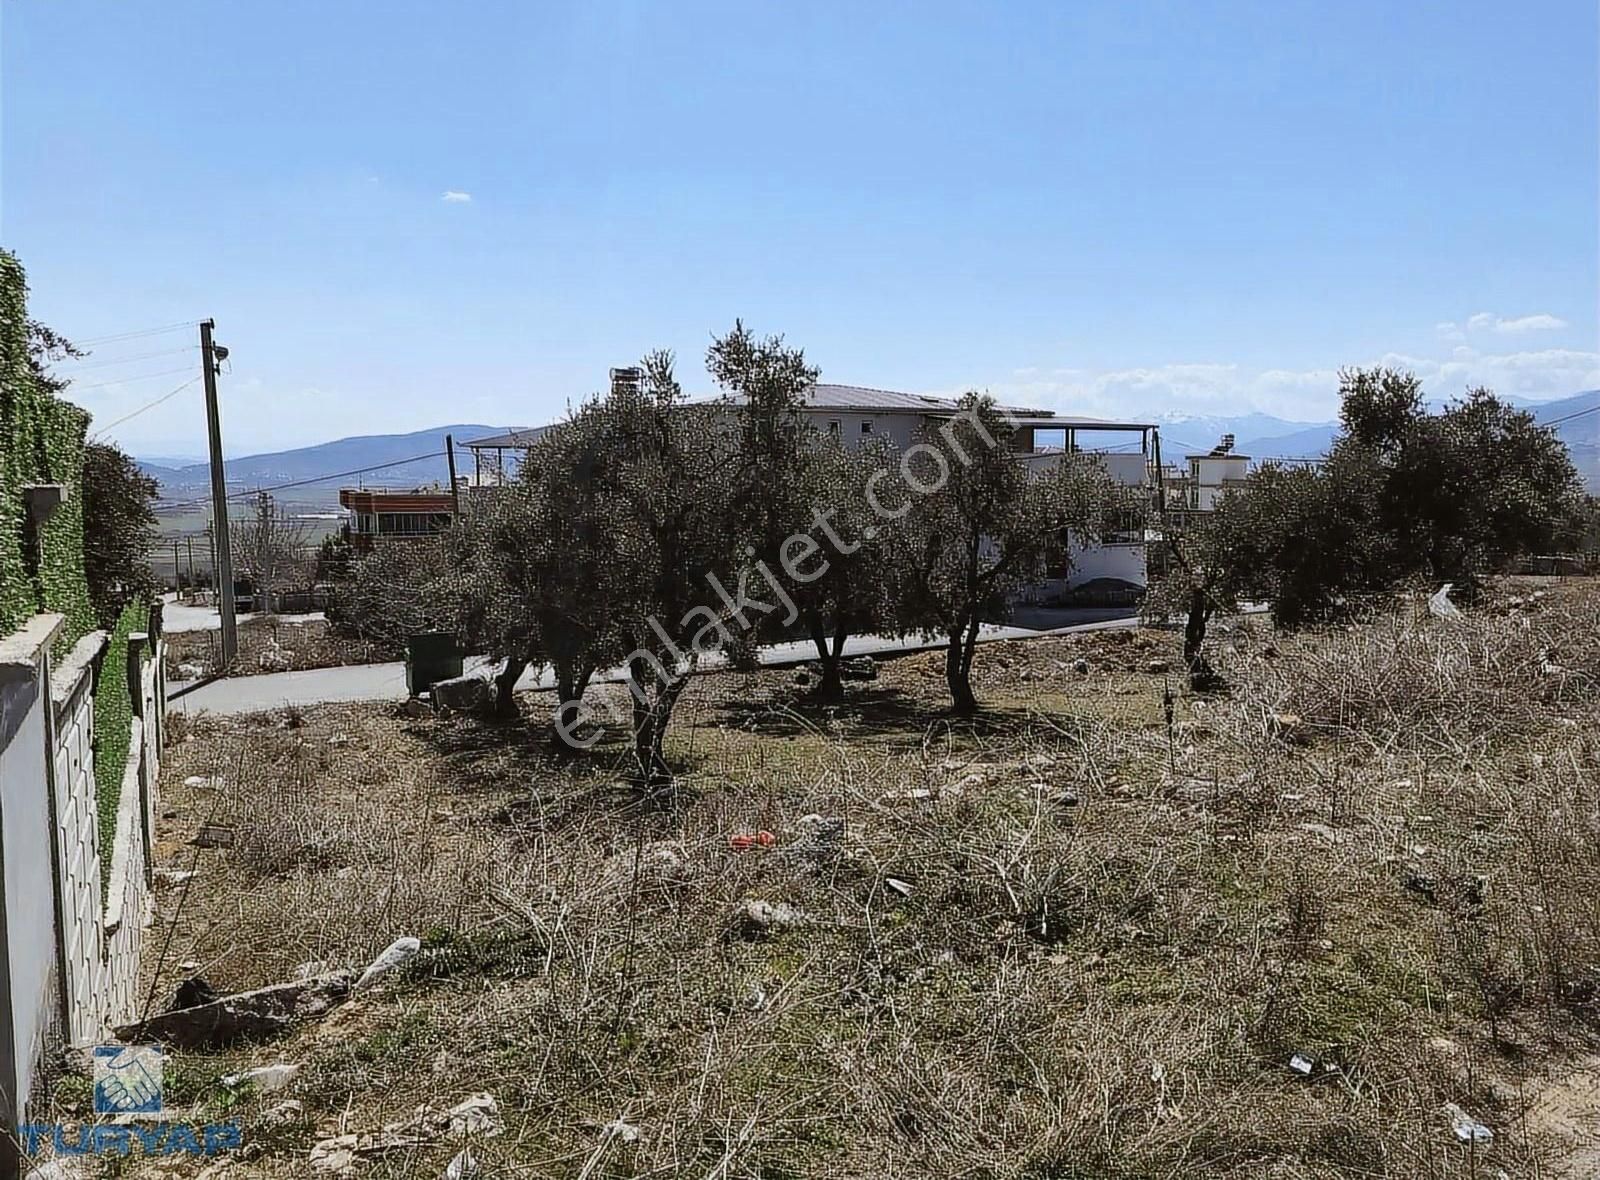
[729, 830, 777, 851]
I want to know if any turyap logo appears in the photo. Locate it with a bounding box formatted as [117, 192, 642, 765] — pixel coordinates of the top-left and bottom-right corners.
[94, 1045, 163, 1114]
[21, 1044, 242, 1160]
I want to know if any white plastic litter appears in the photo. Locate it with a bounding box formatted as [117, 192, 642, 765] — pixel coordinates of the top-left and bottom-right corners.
[445, 1093, 504, 1139]
[1428, 584, 1461, 618]
[1444, 1102, 1493, 1144]
[445, 1149, 479, 1179]
[353, 936, 421, 992]
[1289, 1053, 1314, 1076]
[223, 1063, 300, 1092]
[603, 1118, 642, 1144]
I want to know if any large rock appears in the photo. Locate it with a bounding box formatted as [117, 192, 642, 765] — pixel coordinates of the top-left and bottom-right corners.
[115, 972, 354, 1048]
[432, 673, 493, 714]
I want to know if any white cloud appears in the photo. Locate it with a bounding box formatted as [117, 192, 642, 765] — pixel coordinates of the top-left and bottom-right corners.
[1463, 311, 1567, 334]
[1492, 313, 1568, 333]
[441, 190, 473, 203]
[983, 346, 1599, 424]
[1436, 321, 1464, 342]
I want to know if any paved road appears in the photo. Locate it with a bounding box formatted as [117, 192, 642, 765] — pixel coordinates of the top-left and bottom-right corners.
[169, 608, 1140, 715]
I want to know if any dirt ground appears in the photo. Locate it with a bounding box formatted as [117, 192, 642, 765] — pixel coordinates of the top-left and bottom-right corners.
[163, 618, 388, 680]
[37, 594, 1600, 1178]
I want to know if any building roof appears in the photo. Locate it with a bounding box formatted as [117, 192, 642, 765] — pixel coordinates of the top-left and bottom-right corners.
[462, 426, 550, 450]
[712, 383, 1053, 418]
[940, 411, 1158, 431]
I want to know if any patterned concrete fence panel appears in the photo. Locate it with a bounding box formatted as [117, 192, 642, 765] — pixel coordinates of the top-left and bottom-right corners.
[48, 628, 109, 1048]
[0, 607, 166, 1179]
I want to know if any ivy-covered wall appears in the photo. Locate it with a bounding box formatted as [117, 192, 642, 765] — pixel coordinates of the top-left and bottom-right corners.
[1, 250, 95, 644]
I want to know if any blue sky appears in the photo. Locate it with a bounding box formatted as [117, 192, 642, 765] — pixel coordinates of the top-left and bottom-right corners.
[3, 0, 1596, 455]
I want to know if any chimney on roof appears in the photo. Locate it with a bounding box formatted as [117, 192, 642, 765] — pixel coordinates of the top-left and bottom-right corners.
[610, 366, 643, 395]
[1209, 433, 1235, 457]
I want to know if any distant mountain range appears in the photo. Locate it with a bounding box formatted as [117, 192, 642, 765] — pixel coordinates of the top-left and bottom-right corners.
[1155, 390, 1600, 489]
[139, 389, 1600, 504]
[140, 424, 503, 502]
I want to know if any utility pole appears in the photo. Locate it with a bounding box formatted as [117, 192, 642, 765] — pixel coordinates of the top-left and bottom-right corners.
[445, 433, 461, 517]
[186, 536, 196, 598]
[200, 320, 238, 669]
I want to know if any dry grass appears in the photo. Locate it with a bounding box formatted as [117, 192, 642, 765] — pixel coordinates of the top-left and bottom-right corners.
[164, 618, 388, 679]
[42, 587, 1600, 1177]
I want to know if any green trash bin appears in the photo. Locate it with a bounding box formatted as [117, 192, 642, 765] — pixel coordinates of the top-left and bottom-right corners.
[406, 631, 462, 697]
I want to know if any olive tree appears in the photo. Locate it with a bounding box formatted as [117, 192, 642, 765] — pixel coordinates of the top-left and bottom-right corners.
[890, 394, 1120, 712]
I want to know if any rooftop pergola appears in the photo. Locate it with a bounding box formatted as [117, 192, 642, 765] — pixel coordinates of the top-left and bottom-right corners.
[462, 427, 549, 485]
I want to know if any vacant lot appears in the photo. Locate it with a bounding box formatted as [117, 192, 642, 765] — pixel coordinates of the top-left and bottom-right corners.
[47, 591, 1600, 1177]
[164, 617, 387, 680]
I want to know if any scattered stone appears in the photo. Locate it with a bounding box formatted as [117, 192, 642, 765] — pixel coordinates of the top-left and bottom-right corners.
[259, 1099, 304, 1129]
[1443, 1102, 1493, 1144]
[310, 1134, 359, 1175]
[177, 662, 205, 679]
[182, 774, 222, 790]
[1054, 790, 1080, 809]
[638, 840, 689, 881]
[192, 824, 235, 848]
[737, 899, 806, 939]
[1072, 659, 1090, 675]
[119, 972, 354, 1049]
[353, 937, 422, 992]
[327, 735, 352, 747]
[1145, 659, 1170, 675]
[432, 673, 494, 714]
[786, 814, 846, 870]
[840, 655, 878, 681]
[400, 698, 433, 719]
[223, 1062, 299, 1092]
[175, 975, 221, 1009]
[178, 960, 200, 972]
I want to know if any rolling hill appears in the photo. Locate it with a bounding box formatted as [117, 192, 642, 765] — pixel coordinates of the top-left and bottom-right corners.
[140, 424, 505, 500]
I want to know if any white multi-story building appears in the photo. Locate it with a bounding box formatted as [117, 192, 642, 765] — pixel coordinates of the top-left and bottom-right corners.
[467, 381, 1165, 602]
[754, 384, 1160, 602]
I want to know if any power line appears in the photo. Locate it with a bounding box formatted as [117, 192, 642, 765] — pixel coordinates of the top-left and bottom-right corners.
[89, 376, 201, 439]
[71, 321, 196, 347]
[69, 366, 197, 391]
[58, 345, 196, 372]
[160, 449, 448, 508]
[1539, 402, 1600, 428]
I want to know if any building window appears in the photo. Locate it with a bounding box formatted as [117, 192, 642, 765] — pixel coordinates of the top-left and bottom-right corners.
[861, 420, 873, 435]
[828, 420, 841, 436]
